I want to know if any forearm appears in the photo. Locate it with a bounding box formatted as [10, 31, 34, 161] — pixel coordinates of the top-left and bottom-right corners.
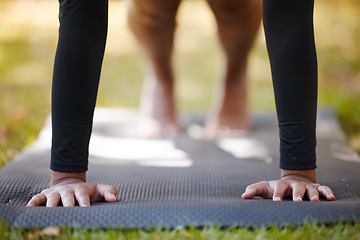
[51, 0, 108, 173]
[263, 0, 318, 170]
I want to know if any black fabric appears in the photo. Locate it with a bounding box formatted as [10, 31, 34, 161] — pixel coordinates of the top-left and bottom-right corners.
[1, 108, 360, 229]
[263, 0, 318, 170]
[51, 0, 318, 173]
[51, 0, 108, 172]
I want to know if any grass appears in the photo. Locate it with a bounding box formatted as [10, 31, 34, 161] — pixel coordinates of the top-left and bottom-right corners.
[1, 221, 360, 240]
[0, 0, 360, 238]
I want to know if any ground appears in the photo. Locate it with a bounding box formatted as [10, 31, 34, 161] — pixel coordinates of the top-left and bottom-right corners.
[0, 0, 359, 238]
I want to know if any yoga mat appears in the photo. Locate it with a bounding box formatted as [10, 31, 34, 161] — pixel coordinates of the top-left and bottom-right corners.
[0, 108, 359, 229]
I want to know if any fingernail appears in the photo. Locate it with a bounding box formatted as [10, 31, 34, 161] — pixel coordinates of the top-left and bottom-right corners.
[81, 204, 90, 207]
[274, 197, 281, 201]
[328, 194, 335, 200]
[311, 196, 319, 201]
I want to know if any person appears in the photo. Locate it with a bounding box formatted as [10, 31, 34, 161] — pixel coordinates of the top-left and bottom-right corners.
[27, 0, 335, 208]
[129, 0, 261, 138]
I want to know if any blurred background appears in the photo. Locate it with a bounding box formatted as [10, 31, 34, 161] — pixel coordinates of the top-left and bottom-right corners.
[0, 0, 359, 168]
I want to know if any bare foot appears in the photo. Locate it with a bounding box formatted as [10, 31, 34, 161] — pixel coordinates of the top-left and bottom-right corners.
[137, 75, 181, 138]
[205, 70, 250, 138]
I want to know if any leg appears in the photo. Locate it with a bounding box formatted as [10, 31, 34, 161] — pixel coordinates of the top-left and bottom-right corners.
[263, 0, 317, 170]
[205, 0, 262, 137]
[51, 0, 108, 172]
[127, 0, 181, 138]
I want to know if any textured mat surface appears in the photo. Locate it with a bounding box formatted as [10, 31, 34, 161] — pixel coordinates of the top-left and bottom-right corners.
[1, 108, 360, 229]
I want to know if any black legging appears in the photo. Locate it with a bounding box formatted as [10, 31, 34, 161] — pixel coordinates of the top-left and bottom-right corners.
[50, 0, 317, 173]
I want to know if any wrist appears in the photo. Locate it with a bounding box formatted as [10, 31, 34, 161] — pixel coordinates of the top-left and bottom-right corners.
[281, 169, 316, 183]
[50, 170, 86, 187]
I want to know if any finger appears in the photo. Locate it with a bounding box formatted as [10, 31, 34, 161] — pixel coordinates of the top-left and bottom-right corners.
[306, 184, 320, 202]
[242, 181, 272, 199]
[242, 186, 258, 199]
[292, 182, 306, 202]
[27, 193, 47, 207]
[318, 185, 336, 201]
[59, 188, 75, 207]
[273, 180, 289, 201]
[96, 184, 117, 203]
[75, 188, 91, 207]
[46, 192, 61, 207]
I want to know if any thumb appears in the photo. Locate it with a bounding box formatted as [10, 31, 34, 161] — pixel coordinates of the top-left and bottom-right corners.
[97, 184, 117, 202]
[242, 181, 273, 199]
[242, 187, 257, 199]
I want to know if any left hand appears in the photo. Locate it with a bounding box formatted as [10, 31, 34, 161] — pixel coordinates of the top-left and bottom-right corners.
[242, 169, 336, 201]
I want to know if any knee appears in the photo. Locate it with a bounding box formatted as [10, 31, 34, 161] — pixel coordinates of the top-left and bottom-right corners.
[128, 0, 178, 29]
[208, 0, 261, 23]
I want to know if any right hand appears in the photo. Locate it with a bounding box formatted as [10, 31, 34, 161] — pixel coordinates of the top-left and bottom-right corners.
[26, 171, 117, 207]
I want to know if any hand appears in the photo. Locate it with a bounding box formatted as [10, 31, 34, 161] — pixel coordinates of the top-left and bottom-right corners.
[27, 171, 117, 207]
[242, 169, 336, 201]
